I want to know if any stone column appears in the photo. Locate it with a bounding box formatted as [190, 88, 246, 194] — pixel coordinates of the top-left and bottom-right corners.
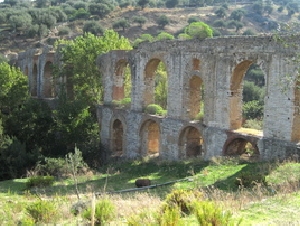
[263, 53, 296, 140]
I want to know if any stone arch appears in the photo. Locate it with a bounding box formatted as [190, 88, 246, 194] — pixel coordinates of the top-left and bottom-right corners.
[143, 57, 168, 109]
[139, 119, 160, 157]
[111, 119, 124, 157]
[44, 61, 55, 98]
[113, 59, 130, 101]
[229, 60, 253, 129]
[223, 136, 259, 160]
[291, 80, 300, 142]
[178, 126, 204, 158]
[188, 75, 204, 120]
[31, 63, 38, 97]
[242, 62, 266, 130]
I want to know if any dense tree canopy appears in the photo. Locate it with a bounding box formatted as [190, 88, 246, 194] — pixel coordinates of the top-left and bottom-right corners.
[0, 62, 28, 112]
[56, 30, 132, 105]
[184, 22, 213, 40]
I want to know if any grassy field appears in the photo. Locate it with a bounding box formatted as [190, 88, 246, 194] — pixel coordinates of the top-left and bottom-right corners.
[1, 157, 300, 225]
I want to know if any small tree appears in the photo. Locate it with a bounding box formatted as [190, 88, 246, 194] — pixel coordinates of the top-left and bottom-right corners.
[113, 19, 130, 31]
[165, 0, 179, 8]
[215, 7, 226, 18]
[8, 12, 32, 32]
[252, 2, 263, 15]
[138, 0, 149, 10]
[264, 5, 273, 15]
[157, 15, 170, 28]
[156, 31, 174, 40]
[185, 22, 213, 40]
[132, 16, 147, 27]
[226, 20, 236, 29]
[140, 33, 154, 42]
[213, 20, 226, 29]
[58, 26, 71, 36]
[89, 3, 113, 19]
[243, 29, 255, 35]
[188, 16, 199, 24]
[65, 147, 87, 200]
[119, 2, 130, 9]
[230, 9, 244, 21]
[178, 33, 191, 40]
[235, 21, 243, 32]
[83, 21, 103, 35]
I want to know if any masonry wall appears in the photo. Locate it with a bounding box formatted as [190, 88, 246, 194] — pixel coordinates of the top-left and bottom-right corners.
[96, 35, 300, 161]
[15, 35, 300, 161]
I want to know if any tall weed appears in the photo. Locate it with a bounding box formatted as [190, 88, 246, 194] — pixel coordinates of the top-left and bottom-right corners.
[26, 200, 59, 223]
[82, 199, 115, 225]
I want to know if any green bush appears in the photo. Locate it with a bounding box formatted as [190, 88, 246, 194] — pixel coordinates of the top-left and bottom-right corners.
[177, 33, 191, 40]
[58, 26, 71, 36]
[19, 216, 35, 225]
[132, 38, 143, 48]
[26, 175, 55, 189]
[145, 104, 163, 115]
[82, 199, 115, 225]
[188, 16, 200, 24]
[42, 157, 70, 178]
[243, 29, 255, 35]
[121, 97, 131, 106]
[235, 172, 266, 188]
[140, 33, 154, 42]
[157, 32, 174, 40]
[112, 98, 131, 107]
[195, 111, 204, 120]
[243, 100, 263, 120]
[162, 189, 203, 215]
[127, 211, 158, 226]
[193, 201, 239, 225]
[158, 205, 182, 226]
[243, 118, 263, 130]
[26, 200, 58, 223]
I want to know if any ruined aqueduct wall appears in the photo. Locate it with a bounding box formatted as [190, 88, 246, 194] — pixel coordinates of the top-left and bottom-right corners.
[14, 35, 300, 161]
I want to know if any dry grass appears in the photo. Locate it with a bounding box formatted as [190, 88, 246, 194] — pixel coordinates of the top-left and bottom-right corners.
[234, 127, 263, 136]
[2, 159, 300, 225]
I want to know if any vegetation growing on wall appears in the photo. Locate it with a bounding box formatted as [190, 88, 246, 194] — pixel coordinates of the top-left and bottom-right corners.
[242, 63, 265, 129]
[0, 31, 133, 180]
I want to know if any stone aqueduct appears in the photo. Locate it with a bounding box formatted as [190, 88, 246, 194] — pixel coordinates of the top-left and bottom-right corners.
[13, 35, 300, 161]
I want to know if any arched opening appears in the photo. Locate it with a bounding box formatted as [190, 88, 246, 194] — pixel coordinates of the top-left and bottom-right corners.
[140, 120, 160, 157]
[291, 80, 300, 142]
[188, 76, 204, 120]
[230, 60, 253, 129]
[44, 61, 55, 98]
[113, 60, 131, 104]
[31, 63, 38, 97]
[242, 63, 265, 130]
[112, 119, 124, 157]
[143, 59, 168, 115]
[224, 137, 259, 161]
[179, 126, 204, 158]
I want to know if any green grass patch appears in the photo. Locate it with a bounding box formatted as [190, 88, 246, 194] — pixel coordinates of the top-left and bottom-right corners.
[0, 160, 300, 225]
[237, 192, 300, 225]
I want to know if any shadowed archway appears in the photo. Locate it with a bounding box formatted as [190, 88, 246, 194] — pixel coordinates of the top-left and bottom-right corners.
[223, 137, 259, 161]
[111, 119, 124, 157]
[140, 119, 160, 157]
[179, 126, 204, 158]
